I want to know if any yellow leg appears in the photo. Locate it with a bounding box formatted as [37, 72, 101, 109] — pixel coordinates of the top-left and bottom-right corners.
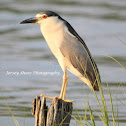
[40, 94, 73, 102]
[59, 71, 68, 100]
[40, 71, 73, 103]
[62, 74, 68, 100]
[40, 94, 60, 100]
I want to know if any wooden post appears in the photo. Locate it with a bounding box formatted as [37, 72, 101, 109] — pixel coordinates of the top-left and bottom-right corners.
[32, 96, 73, 126]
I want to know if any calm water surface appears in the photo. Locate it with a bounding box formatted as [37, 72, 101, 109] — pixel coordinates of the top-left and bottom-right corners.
[0, 0, 126, 125]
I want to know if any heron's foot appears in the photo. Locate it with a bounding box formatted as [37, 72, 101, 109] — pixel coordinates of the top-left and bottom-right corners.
[63, 99, 73, 103]
[40, 94, 60, 100]
[54, 96, 73, 102]
[40, 94, 73, 102]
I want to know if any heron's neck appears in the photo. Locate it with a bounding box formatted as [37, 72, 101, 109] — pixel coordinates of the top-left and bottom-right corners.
[40, 17, 64, 43]
[41, 17, 63, 31]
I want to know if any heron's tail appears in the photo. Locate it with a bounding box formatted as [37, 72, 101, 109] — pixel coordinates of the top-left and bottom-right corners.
[92, 82, 99, 91]
[86, 70, 101, 91]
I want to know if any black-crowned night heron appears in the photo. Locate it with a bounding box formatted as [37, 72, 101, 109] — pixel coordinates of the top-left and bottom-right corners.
[20, 11, 101, 102]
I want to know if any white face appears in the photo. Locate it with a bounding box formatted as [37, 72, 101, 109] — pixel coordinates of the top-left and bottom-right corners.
[35, 13, 48, 25]
[35, 13, 64, 33]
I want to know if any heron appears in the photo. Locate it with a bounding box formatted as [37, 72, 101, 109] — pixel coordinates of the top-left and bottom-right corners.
[20, 11, 101, 102]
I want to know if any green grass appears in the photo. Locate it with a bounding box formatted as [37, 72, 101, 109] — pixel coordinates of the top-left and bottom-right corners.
[3, 97, 20, 126]
[2, 39, 126, 126]
[72, 53, 126, 126]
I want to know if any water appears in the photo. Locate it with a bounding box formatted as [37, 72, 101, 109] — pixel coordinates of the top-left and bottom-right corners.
[0, 0, 126, 125]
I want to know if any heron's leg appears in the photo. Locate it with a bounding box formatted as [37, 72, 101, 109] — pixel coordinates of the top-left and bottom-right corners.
[40, 94, 73, 102]
[59, 71, 68, 100]
[40, 94, 61, 100]
[62, 73, 68, 100]
[40, 71, 72, 102]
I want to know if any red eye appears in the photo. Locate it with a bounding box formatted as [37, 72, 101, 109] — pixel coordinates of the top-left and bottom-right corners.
[43, 15, 47, 19]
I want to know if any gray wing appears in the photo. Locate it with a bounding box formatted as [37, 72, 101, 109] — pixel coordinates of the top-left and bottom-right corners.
[60, 21, 101, 91]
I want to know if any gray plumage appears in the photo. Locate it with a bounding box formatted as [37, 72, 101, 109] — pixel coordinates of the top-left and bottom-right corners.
[60, 22, 100, 90]
[20, 11, 101, 101]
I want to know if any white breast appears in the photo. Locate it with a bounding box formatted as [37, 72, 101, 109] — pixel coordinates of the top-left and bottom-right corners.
[40, 16, 68, 71]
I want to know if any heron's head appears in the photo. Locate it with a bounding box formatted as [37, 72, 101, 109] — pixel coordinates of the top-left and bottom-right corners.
[20, 11, 62, 27]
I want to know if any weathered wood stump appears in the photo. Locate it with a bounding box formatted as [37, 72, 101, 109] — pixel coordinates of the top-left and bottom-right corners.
[32, 96, 73, 126]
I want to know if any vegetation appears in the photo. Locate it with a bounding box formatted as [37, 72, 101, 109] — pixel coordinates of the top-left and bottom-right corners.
[3, 39, 126, 126]
[72, 52, 126, 126]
